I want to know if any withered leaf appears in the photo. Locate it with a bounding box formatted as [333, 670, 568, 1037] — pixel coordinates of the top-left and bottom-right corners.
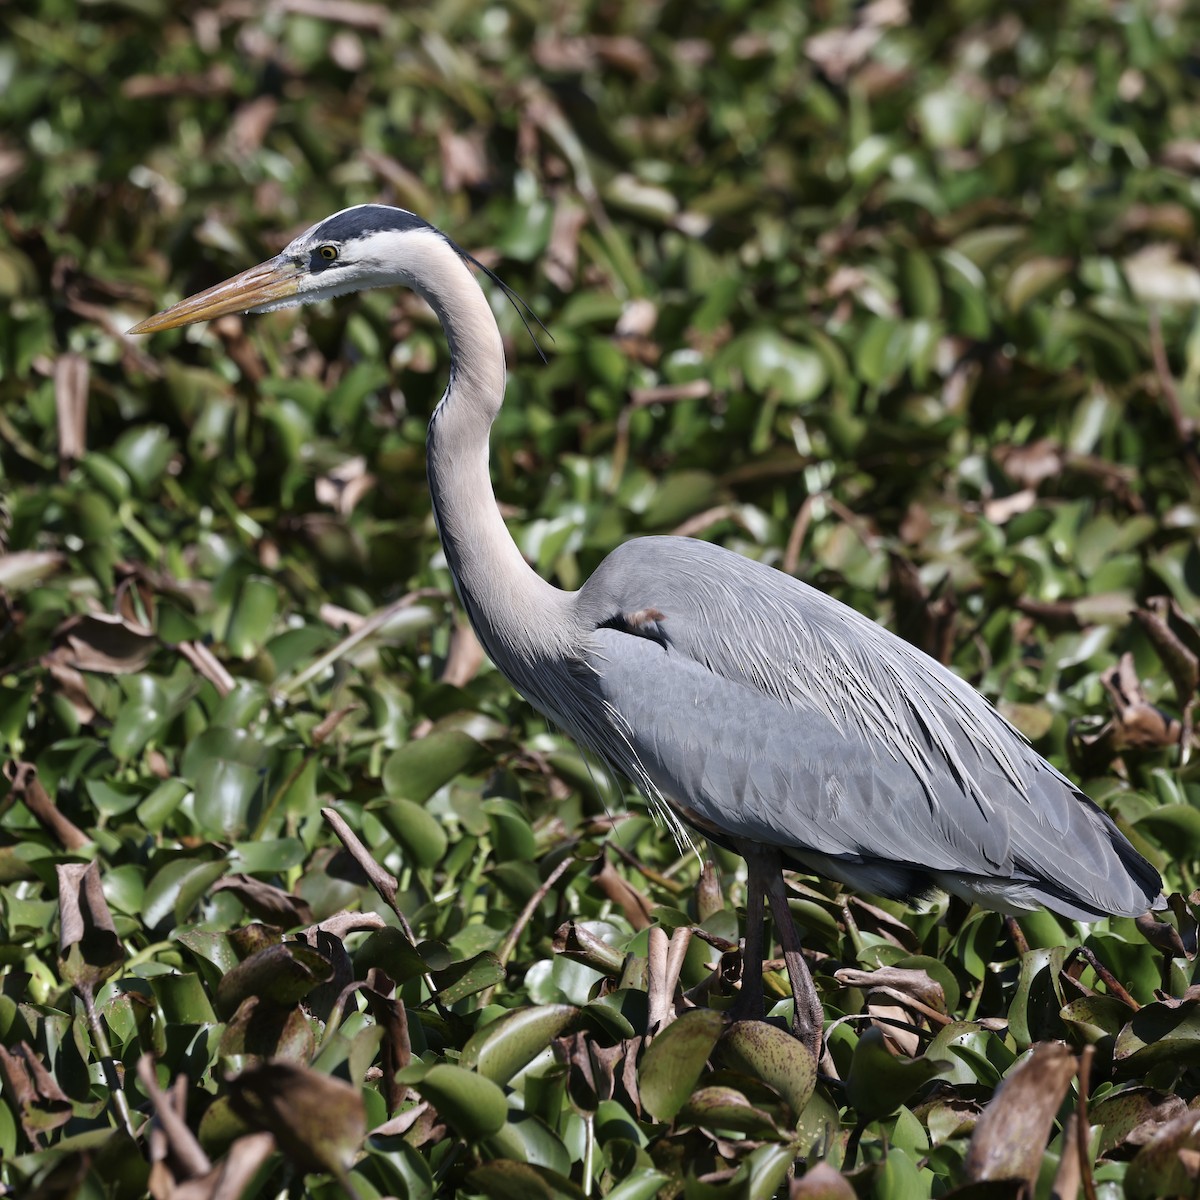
[57, 860, 124, 989]
[1125, 1109, 1200, 1200]
[0, 1041, 73, 1147]
[214, 942, 333, 1018]
[56, 611, 156, 674]
[227, 1060, 365, 1181]
[834, 965, 946, 1014]
[9, 761, 90, 850]
[962, 1041, 1076, 1186]
[210, 874, 314, 927]
[170, 1133, 276, 1200]
[54, 352, 89, 464]
[218, 997, 316, 1063]
[137, 1055, 212, 1185]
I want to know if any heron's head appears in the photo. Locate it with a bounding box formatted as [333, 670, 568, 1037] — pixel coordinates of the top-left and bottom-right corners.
[128, 205, 451, 334]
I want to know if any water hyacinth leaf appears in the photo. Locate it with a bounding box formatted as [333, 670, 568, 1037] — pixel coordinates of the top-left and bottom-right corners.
[845, 1027, 950, 1120]
[584, 988, 649, 1040]
[1113, 998, 1200, 1072]
[228, 837, 307, 875]
[487, 1111, 571, 1176]
[175, 928, 241, 976]
[228, 1060, 364, 1181]
[961, 1041, 1076, 1187]
[467, 1159, 588, 1200]
[432, 951, 506, 1005]
[743, 1142, 798, 1200]
[379, 797, 448, 868]
[214, 942, 333, 1018]
[460, 1004, 581, 1083]
[483, 797, 537, 862]
[149, 972, 219, 1025]
[602, 1168, 672, 1200]
[1090, 1087, 1187, 1156]
[1117, 1109, 1200, 1200]
[190, 758, 261, 840]
[638, 1007, 724, 1123]
[220, 996, 315, 1062]
[136, 779, 189, 832]
[415, 1063, 507, 1141]
[678, 1085, 780, 1137]
[382, 731, 486, 804]
[146, 858, 230, 930]
[735, 329, 828, 405]
[223, 576, 279, 659]
[1060, 995, 1131, 1042]
[353, 927, 428, 984]
[1007, 946, 1067, 1050]
[719, 1020, 816, 1123]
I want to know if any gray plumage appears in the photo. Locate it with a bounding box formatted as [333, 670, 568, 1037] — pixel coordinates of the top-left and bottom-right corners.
[130, 204, 1163, 1049]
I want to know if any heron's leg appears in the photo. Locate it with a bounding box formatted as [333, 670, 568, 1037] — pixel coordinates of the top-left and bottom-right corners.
[763, 861, 824, 1060]
[730, 853, 768, 1021]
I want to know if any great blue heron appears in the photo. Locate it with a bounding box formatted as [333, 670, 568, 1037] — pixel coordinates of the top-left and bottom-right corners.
[130, 204, 1163, 1055]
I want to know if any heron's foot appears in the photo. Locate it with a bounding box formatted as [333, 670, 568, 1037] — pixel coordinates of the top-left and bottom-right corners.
[782, 945, 830, 1060]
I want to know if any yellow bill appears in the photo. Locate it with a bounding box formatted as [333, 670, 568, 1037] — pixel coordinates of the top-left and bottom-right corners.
[127, 257, 303, 334]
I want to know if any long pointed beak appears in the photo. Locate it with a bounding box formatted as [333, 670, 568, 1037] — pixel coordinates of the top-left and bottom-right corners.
[127, 256, 303, 334]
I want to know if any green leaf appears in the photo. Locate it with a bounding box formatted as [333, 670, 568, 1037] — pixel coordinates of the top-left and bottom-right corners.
[415, 1063, 507, 1141]
[845, 1027, 949, 1120]
[461, 1004, 581, 1083]
[382, 731, 486, 804]
[638, 1008, 724, 1123]
[719, 1020, 816, 1124]
[378, 797, 449, 868]
[735, 329, 828, 404]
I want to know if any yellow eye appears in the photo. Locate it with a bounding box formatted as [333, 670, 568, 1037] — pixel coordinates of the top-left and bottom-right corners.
[318, 245, 338, 261]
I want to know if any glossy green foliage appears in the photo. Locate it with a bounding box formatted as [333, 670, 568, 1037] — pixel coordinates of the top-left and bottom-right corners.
[2, 0, 1200, 1196]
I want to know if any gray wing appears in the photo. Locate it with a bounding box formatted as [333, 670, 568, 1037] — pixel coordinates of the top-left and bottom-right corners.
[572, 536, 1159, 919]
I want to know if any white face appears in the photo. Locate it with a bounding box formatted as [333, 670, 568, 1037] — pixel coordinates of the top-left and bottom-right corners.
[127, 205, 458, 333]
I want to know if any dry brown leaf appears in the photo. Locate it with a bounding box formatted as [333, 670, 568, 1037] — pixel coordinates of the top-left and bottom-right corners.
[302, 911, 388, 942]
[1133, 596, 1200, 707]
[438, 128, 489, 192]
[544, 198, 588, 291]
[211, 875, 314, 927]
[590, 856, 653, 930]
[7, 760, 90, 850]
[56, 611, 156, 674]
[0, 550, 66, 591]
[321, 807, 413, 933]
[1101, 653, 1182, 750]
[177, 640, 236, 695]
[647, 925, 692, 1034]
[363, 976, 411, 1115]
[276, 0, 389, 29]
[138, 1056, 212, 1191]
[0, 1041, 73, 1147]
[834, 965, 946, 1012]
[57, 860, 125, 995]
[440, 623, 484, 688]
[228, 1060, 365, 1183]
[315, 456, 375, 516]
[54, 353, 88, 464]
[1162, 140, 1200, 173]
[171, 1133, 276, 1200]
[122, 65, 236, 99]
[962, 1041, 1076, 1186]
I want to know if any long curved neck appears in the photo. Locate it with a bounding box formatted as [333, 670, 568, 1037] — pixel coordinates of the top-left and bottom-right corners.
[409, 234, 570, 661]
